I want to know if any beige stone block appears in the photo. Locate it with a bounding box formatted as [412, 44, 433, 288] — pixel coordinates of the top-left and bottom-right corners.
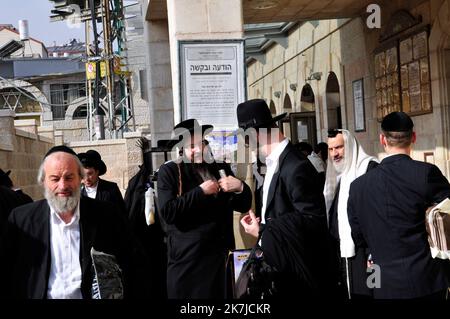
[172, 0, 208, 34]
[207, 0, 242, 33]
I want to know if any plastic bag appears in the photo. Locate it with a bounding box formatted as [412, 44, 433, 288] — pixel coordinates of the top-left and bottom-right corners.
[91, 247, 124, 299]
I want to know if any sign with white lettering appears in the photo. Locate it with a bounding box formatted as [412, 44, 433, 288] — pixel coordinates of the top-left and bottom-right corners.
[179, 41, 246, 130]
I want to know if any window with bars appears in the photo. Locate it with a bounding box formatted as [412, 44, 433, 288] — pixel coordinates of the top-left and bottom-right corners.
[50, 83, 86, 120]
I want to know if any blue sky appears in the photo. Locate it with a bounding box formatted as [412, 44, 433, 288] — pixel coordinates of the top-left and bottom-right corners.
[0, 0, 84, 47]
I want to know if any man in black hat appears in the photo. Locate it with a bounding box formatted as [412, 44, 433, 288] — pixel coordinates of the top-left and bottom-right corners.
[0, 145, 150, 299]
[237, 99, 330, 298]
[0, 169, 33, 231]
[347, 111, 450, 299]
[77, 150, 126, 215]
[157, 119, 252, 298]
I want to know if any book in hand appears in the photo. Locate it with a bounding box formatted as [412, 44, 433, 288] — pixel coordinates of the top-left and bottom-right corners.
[425, 198, 450, 260]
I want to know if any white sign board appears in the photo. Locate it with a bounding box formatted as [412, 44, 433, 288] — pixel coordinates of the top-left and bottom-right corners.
[179, 41, 246, 131]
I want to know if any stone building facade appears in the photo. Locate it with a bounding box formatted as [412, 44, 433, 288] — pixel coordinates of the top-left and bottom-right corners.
[246, 0, 450, 179]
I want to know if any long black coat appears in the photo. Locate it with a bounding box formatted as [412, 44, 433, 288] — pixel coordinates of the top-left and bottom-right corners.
[259, 142, 330, 298]
[82, 178, 126, 215]
[348, 154, 450, 298]
[0, 197, 150, 299]
[0, 186, 32, 232]
[157, 160, 252, 298]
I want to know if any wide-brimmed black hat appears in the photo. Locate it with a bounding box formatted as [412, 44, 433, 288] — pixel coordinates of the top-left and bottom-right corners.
[237, 99, 287, 130]
[0, 169, 12, 188]
[381, 111, 414, 132]
[77, 150, 107, 175]
[172, 119, 213, 140]
[157, 138, 182, 150]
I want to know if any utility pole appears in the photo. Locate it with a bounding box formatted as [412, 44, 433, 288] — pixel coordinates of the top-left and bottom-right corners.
[49, 0, 134, 140]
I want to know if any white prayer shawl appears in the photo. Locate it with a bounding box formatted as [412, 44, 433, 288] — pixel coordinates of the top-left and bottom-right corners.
[323, 130, 378, 258]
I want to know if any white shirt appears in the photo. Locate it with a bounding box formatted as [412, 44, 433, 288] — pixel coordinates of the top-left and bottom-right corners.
[84, 183, 98, 199]
[47, 201, 83, 299]
[261, 138, 289, 225]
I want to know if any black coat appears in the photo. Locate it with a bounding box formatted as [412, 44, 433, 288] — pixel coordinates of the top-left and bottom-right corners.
[83, 178, 126, 215]
[124, 165, 168, 299]
[259, 142, 330, 297]
[157, 160, 252, 298]
[0, 197, 150, 299]
[0, 186, 32, 232]
[327, 160, 378, 298]
[348, 154, 450, 298]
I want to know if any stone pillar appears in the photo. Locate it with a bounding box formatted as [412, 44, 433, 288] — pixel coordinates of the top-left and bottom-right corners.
[0, 109, 15, 151]
[14, 119, 39, 135]
[54, 131, 64, 146]
[143, 19, 174, 147]
[166, 0, 244, 124]
[429, 0, 450, 178]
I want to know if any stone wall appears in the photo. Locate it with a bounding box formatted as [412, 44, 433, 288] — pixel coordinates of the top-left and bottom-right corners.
[246, 1, 450, 179]
[68, 132, 143, 195]
[0, 110, 54, 200]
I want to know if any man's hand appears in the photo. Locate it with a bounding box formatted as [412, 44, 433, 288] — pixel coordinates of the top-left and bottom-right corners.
[240, 209, 260, 238]
[199, 180, 220, 195]
[218, 176, 244, 193]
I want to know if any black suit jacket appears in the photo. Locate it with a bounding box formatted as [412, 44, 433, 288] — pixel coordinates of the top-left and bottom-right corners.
[0, 197, 150, 299]
[83, 178, 126, 215]
[348, 154, 450, 298]
[0, 186, 32, 232]
[259, 142, 329, 296]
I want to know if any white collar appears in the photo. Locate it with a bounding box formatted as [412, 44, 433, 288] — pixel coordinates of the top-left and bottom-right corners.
[49, 199, 81, 226]
[265, 138, 289, 167]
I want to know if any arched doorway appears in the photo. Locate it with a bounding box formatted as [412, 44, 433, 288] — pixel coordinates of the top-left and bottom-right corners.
[280, 83, 317, 145]
[269, 100, 276, 115]
[326, 72, 342, 129]
[300, 83, 315, 111]
[283, 93, 292, 111]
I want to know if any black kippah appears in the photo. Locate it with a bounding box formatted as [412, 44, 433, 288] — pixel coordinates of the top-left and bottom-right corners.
[381, 112, 414, 132]
[327, 129, 342, 138]
[44, 145, 77, 159]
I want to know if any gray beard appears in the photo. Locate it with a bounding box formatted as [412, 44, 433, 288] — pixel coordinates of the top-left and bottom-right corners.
[333, 160, 346, 174]
[45, 187, 80, 214]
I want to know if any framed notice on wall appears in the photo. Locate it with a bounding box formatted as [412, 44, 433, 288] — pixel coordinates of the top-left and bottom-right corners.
[179, 40, 246, 131]
[352, 79, 365, 132]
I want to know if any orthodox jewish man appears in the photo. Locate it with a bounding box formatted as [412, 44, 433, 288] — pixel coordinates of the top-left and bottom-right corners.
[77, 149, 126, 215]
[238, 99, 330, 298]
[157, 119, 252, 299]
[0, 146, 149, 299]
[348, 112, 450, 299]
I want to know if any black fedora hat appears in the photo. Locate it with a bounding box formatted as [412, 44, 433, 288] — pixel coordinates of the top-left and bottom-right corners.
[173, 119, 213, 138]
[156, 137, 182, 150]
[0, 168, 12, 187]
[237, 99, 287, 130]
[77, 150, 107, 175]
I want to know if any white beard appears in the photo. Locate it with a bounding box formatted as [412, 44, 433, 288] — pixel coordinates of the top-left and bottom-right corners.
[333, 160, 346, 174]
[45, 186, 80, 214]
